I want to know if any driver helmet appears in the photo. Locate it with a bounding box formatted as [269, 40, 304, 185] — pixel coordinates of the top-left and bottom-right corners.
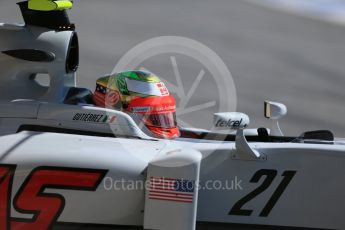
[93, 70, 180, 139]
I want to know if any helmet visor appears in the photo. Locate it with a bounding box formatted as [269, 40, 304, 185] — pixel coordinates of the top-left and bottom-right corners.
[141, 112, 177, 128]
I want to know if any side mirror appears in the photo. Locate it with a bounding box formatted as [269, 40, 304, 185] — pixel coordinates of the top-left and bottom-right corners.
[265, 101, 287, 120]
[264, 101, 287, 136]
[213, 112, 263, 161]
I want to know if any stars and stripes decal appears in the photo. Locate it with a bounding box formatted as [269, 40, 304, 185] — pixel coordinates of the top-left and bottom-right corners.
[93, 84, 107, 107]
[93, 84, 120, 108]
[148, 177, 195, 203]
[96, 85, 107, 94]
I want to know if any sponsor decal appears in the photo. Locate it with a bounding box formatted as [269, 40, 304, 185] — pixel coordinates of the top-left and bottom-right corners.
[73, 113, 105, 123]
[105, 90, 120, 106]
[154, 105, 175, 112]
[108, 115, 117, 123]
[149, 177, 194, 203]
[0, 164, 107, 229]
[156, 82, 169, 96]
[72, 113, 117, 124]
[131, 106, 151, 113]
[131, 105, 175, 114]
[215, 118, 246, 128]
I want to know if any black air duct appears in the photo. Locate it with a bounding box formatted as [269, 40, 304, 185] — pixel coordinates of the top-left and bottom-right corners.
[17, 1, 75, 31]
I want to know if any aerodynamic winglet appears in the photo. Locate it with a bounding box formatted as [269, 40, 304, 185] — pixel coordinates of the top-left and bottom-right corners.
[2, 49, 55, 62]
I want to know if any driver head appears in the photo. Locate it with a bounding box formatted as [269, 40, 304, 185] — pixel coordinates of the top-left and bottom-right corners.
[93, 70, 180, 139]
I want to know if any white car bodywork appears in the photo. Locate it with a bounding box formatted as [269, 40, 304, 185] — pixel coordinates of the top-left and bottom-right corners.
[1, 100, 344, 230]
[0, 3, 345, 230]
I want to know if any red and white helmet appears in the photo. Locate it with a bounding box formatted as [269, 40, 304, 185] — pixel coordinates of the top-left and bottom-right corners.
[93, 70, 180, 139]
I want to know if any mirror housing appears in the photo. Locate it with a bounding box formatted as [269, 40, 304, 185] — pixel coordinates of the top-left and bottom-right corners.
[214, 112, 249, 130]
[264, 100, 287, 136]
[265, 101, 287, 120]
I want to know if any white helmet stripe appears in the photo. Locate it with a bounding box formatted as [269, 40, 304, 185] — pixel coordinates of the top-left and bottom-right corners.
[125, 78, 169, 96]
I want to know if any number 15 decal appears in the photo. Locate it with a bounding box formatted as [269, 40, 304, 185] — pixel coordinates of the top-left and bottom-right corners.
[0, 165, 15, 230]
[0, 164, 108, 230]
[229, 169, 297, 217]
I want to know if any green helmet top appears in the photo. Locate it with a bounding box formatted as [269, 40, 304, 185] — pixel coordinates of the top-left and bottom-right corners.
[96, 71, 166, 97]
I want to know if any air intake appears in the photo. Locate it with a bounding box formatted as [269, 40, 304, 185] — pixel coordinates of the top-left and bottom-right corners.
[17, 1, 75, 31]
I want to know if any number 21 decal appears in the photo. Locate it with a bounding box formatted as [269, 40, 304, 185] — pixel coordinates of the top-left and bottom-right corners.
[229, 169, 297, 217]
[0, 164, 107, 230]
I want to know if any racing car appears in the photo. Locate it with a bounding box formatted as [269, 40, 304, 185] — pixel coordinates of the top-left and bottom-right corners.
[0, 1, 344, 230]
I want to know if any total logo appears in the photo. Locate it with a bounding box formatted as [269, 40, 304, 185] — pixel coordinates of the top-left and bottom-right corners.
[154, 105, 176, 112]
[215, 118, 247, 129]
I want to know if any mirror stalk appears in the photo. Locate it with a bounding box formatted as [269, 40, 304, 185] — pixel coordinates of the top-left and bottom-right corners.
[214, 112, 265, 161]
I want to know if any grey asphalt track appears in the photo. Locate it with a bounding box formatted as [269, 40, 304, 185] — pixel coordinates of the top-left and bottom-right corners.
[1, 0, 345, 136]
